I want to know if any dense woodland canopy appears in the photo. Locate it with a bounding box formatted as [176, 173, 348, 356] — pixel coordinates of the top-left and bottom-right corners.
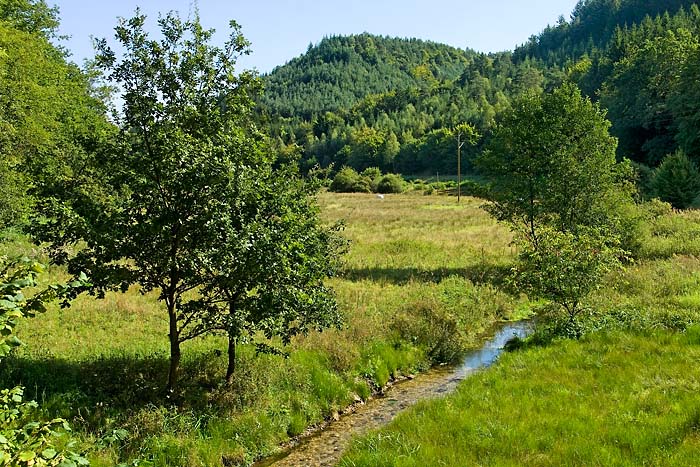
[260, 0, 700, 187]
[1, 0, 700, 222]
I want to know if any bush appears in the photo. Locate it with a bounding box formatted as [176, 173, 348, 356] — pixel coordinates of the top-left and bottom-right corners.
[652, 150, 700, 209]
[514, 227, 623, 327]
[360, 167, 382, 192]
[376, 174, 405, 194]
[391, 278, 512, 363]
[330, 167, 371, 193]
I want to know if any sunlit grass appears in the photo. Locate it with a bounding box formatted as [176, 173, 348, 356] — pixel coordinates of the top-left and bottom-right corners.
[340, 330, 700, 466]
[1, 192, 522, 466]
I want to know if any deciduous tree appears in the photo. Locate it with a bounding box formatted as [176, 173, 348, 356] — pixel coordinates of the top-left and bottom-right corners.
[34, 11, 342, 390]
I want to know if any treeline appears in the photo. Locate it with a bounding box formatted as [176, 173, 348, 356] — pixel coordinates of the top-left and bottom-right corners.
[262, 35, 564, 175]
[261, 0, 700, 202]
[0, 0, 110, 228]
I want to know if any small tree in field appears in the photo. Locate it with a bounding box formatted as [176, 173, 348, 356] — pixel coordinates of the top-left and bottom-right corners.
[185, 168, 345, 383]
[33, 11, 342, 390]
[478, 83, 632, 326]
[652, 150, 700, 209]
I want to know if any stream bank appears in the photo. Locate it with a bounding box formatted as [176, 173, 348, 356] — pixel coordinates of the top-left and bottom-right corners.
[253, 320, 533, 467]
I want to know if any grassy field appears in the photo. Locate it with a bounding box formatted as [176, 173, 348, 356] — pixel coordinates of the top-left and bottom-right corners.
[340, 329, 700, 466]
[0, 192, 526, 466]
[339, 203, 700, 466]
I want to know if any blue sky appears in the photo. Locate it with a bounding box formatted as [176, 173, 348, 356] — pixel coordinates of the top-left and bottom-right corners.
[56, 1, 580, 73]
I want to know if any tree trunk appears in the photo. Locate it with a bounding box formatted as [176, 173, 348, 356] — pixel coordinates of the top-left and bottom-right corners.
[167, 299, 181, 391]
[225, 334, 237, 384]
[226, 301, 237, 384]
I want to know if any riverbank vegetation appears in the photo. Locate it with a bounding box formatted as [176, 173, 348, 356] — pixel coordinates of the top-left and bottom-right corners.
[2, 0, 700, 465]
[1, 193, 526, 466]
[340, 328, 700, 466]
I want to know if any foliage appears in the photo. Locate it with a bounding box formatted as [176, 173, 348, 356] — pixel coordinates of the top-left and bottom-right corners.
[478, 83, 633, 328]
[0, 1, 108, 229]
[652, 149, 700, 209]
[514, 227, 623, 329]
[478, 83, 627, 242]
[34, 11, 341, 390]
[0, 257, 89, 466]
[261, 2, 700, 176]
[192, 168, 345, 382]
[329, 167, 405, 194]
[0, 387, 87, 467]
[330, 167, 372, 193]
[601, 28, 699, 164]
[0, 257, 87, 356]
[376, 174, 405, 194]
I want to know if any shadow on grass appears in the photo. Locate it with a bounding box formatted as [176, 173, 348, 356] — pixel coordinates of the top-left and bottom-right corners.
[0, 350, 223, 413]
[341, 263, 513, 289]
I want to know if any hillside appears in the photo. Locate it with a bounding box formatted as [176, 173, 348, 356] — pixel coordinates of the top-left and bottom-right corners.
[261, 0, 700, 177]
[262, 34, 476, 119]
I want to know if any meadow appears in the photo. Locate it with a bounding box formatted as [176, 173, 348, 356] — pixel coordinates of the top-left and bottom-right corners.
[0, 192, 526, 466]
[339, 202, 700, 466]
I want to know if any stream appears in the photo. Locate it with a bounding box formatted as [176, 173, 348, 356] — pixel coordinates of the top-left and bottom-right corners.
[253, 320, 534, 467]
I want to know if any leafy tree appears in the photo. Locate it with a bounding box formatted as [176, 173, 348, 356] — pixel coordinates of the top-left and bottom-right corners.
[330, 166, 371, 193]
[652, 150, 700, 209]
[347, 127, 399, 172]
[35, 11, 341, 390]
[601, 28, 698, 164]
[514, 227, 622, 332]
[191, 169, 344, 382]
[478, 83, 626, 246]
[478, 83, 631, 327]
[376, 174, 405, 194]
[0, 1, 107, 229]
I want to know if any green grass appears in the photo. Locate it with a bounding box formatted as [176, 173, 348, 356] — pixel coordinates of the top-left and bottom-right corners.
[340, 329, 700, 466]
[338, 200, 700, 467]
[8, 193, 700, 466]
[0, 192, 523, 466]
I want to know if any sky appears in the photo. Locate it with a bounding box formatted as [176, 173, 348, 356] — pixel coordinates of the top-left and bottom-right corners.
[55, 0, 581, 73]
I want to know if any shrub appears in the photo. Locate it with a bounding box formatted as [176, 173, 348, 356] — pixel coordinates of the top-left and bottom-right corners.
[330, 167, 371, 193]
[652, 150, 700, 209]
[376, 174, 405, 194]
[514, 227, 623, 330]
[391, 278, 512, 363]
[360, 167, 382, 192]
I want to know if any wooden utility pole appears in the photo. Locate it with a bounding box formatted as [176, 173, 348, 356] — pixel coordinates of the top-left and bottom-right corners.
[456, 131, 466, 203]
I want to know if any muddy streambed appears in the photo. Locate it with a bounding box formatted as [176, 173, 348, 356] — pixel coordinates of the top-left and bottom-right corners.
[253, 320, 534, 467]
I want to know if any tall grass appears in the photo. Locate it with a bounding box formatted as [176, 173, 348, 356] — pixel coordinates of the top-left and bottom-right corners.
[339, 199, 700, 466]
[0, 193, 522, 466]
[340, 330, 700, 466]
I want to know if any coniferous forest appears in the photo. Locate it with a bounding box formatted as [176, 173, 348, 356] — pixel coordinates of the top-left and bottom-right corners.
[261, 0, 700, 197]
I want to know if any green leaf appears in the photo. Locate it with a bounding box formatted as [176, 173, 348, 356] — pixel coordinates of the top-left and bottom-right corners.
[18, 450, 36, 461]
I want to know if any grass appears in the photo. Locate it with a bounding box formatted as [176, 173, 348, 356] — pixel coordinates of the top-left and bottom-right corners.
[8, 193, 700, 466]
[340, 330, 700, 466]
[0, 192, 523, 466]
[338, 200, 700, 466]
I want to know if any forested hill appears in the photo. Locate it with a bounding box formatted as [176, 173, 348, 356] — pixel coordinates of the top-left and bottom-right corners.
[513, 0, 700, 64]
[261, 34, 476, 119]
[261, 0, 700, 179]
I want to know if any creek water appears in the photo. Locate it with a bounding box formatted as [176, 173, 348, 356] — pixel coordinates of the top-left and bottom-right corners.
[253, 320, 533, 467]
